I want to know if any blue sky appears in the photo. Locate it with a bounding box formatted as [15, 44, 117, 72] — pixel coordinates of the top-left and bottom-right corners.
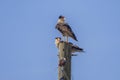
[0, 0, 120, 80]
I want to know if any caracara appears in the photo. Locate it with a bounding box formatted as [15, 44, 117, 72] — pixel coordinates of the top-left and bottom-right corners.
[55, 15, 78, 42]
[55, 37, 84, 53]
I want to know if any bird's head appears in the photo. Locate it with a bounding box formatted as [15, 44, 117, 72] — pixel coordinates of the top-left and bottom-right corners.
[55, 37, 61, 42]
[57, 15, 65, 23]
[55, 37, 61, 47]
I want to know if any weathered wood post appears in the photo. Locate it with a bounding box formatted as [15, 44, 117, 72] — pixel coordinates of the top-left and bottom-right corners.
[58, 41, 72, 80]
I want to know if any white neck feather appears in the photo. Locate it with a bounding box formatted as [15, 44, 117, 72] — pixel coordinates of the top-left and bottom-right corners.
[57, 19, 65, 23]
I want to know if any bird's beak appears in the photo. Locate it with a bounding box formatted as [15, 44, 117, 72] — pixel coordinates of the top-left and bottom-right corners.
[64, 18, 66, 20]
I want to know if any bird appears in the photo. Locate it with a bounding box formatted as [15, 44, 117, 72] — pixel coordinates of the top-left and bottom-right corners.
[55, 37, 84, 53]
[55, 15, 78, 42]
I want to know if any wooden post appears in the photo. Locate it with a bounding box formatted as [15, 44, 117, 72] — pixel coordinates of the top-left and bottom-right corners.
[58, 41, 72, 80]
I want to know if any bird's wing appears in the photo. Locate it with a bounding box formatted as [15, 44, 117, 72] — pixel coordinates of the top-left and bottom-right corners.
[63, 23, 78, 41]
[56, 23, 65, 36]
[71, 44, 84, 53]
[72, 45, 83, 51]
[56, 23, 78, 41]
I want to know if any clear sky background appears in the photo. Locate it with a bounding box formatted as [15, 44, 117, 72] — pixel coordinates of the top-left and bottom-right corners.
[0, 0, 120, 80]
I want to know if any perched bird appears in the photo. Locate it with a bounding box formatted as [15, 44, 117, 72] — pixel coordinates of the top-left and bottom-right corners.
[55, 15, 78, 42]
[55, 37, 84, 53]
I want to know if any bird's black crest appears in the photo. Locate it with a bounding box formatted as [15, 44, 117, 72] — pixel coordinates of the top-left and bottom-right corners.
[59, 15, 64, 19]
[55, 37, 61, 40]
